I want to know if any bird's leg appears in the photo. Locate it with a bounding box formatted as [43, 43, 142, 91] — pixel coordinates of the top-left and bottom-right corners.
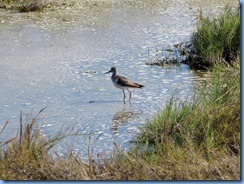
[127, 89, 132, 102]
[122, 89, 126, 102]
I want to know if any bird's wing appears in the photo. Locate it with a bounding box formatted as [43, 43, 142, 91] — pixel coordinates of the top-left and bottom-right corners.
[116, 75, 141, 88]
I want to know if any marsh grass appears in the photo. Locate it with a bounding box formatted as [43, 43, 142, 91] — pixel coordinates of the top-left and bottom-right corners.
[127, 61, 240, 179]
[190, 5, 240, 69]
[0, 108, 95, 180]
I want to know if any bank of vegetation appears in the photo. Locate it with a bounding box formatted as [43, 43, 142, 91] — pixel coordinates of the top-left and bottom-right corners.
[0, 4, 240, 180]
[0, 0, 51, 12]
[188, 5, 240, 70]
[0, 0, 76, 12]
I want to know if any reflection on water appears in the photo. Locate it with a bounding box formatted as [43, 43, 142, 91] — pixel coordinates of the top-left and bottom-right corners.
[112, 104, 140, 134]
[0, 0, 238, 157]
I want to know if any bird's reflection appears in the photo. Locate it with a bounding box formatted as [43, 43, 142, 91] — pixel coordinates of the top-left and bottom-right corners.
[112, 104, 140, 134]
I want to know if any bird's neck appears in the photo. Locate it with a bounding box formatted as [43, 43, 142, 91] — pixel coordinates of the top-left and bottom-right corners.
[112, 72, 116, 77]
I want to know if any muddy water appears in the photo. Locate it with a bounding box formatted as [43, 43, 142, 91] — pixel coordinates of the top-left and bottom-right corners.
[0, 0, 237, 158]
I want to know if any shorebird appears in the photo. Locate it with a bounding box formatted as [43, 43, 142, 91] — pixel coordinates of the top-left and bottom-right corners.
[104, 67, 144, 102]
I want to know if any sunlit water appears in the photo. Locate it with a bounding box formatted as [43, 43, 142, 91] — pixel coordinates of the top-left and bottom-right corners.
[0, 0, 237, 158]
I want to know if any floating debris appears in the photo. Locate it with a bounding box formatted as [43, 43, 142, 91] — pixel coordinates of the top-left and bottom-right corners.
[41, 124, 53, 127]
[96, 88, 106, 91]
[85, 70, 96, 74]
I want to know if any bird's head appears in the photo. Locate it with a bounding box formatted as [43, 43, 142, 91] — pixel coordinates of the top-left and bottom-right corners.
[104, 67, 117, 74]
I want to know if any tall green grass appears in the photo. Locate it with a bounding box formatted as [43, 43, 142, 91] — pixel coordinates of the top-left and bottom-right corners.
[191, 6, 240, 68]
[139, 62, 239, 149]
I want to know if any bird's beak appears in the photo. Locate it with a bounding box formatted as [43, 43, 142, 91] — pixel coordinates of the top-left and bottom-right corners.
[104, 70, 111, 74]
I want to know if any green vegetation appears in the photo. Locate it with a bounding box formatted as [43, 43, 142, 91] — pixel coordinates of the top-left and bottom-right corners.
[0, 0, 76, 12]
[131, 62, 240, 179]
[189, 6, 240, 69]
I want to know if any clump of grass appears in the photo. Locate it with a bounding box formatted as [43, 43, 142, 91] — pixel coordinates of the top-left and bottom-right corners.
[0, 0, 58, 12]
[190, 5, 240, 69]
[0, 108, 93, 180]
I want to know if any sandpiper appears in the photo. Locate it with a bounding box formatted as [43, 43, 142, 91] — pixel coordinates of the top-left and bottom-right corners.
[104, 67, 144, 102]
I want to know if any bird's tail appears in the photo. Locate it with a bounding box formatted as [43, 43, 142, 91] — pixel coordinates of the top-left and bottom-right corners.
[139, 85, 145, 88]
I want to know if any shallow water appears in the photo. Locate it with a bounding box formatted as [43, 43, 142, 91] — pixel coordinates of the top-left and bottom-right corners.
[0, 0, 237, 158]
